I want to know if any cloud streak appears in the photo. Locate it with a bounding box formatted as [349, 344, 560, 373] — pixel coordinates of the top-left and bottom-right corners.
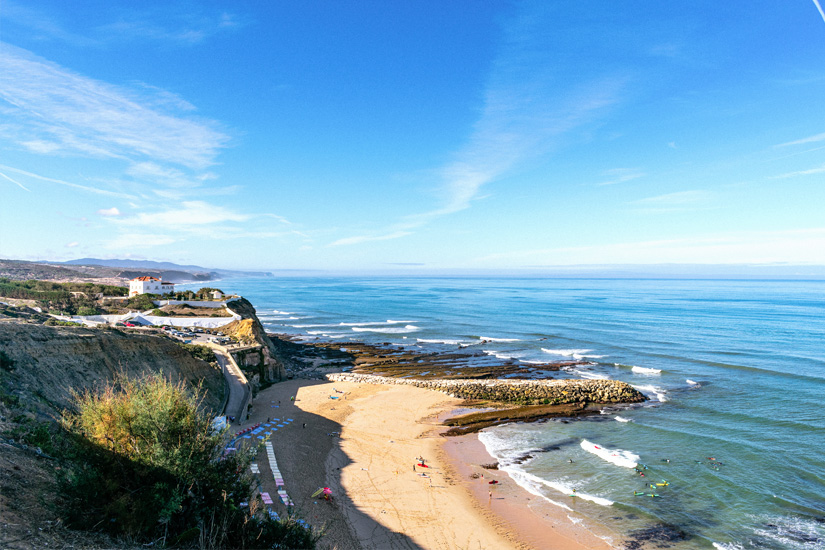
[0, 163, 136, 198]
[813, 0, 825, 24]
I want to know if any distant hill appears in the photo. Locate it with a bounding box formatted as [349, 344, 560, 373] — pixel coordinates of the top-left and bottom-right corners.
[0, 259, 96, 281]
[57, 258, 272, 279]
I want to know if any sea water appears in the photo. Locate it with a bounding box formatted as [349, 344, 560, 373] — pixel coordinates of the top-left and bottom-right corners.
[202, 277, 825, 549]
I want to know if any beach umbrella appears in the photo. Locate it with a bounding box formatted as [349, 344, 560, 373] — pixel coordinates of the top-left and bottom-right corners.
[322, 487, 331, 496]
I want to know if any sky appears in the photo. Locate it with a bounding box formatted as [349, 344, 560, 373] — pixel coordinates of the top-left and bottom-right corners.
[1, 1, 825, 273]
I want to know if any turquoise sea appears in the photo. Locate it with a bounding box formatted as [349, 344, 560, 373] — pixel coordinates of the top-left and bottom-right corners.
[208, 277, 825, 549]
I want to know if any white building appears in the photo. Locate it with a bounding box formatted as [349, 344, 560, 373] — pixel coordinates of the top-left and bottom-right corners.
[211, 290, 223, 300]
[129, 276, 175, 296]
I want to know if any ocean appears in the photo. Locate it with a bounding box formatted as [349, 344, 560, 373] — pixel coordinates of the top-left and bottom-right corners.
[203, 277, 825, 549]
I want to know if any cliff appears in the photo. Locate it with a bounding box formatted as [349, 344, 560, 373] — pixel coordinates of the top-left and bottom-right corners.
[0, 321, 225, 549]
[0, 322, 224, 420]
[224, 298, 288, 383]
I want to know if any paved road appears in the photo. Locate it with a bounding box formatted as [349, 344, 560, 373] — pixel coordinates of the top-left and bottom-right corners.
[211, 347, 250, 425]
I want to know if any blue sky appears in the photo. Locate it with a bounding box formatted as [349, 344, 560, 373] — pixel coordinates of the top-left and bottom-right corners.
[2, 1, 825, 272]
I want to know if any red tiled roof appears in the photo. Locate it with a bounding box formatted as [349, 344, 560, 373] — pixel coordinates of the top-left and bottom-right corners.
[131, 276, 160, 281]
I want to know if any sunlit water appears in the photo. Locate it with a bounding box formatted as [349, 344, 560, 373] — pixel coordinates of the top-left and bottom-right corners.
[199, 277, 825, 549]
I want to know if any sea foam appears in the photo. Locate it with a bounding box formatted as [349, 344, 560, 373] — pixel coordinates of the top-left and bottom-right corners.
[351, 324, 419, 334]
[631, 366, 662, 375]
[580, 439, 639, 469]
[543, 348, 606, 360]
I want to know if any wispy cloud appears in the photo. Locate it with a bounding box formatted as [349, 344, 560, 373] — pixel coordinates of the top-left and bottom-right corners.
[596, 168, 645, 186]
[775, 132, 825, 148]
[1, 1, 243, 47]
[0, 170, 30, 191]
[813, 0, 825, 24]
[630, 190, 713, 208]
[772, 164, 825, 178]
[94, 11, 243, 46]
[0, 43, 229, 170]
[0, 163, 136, 198]
[330, 2, 626, 246]
[330, 231, 413, 247]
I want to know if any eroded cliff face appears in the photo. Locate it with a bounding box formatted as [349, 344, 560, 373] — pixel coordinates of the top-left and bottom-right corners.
[0, 322, 224, 420]
[224, 298, 288, 383]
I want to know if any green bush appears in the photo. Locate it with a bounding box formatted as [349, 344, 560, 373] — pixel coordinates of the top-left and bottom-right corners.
[59, 373, 317, 548]
[127, 293, 156, 311]
[178, 343, 216, 364]
[151, 308, 170, 317]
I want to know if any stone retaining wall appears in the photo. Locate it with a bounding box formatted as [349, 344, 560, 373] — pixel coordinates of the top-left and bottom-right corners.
[326, 373, 646, 405]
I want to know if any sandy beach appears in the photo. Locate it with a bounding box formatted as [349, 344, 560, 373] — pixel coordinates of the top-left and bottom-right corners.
[243, 377, 615, 550]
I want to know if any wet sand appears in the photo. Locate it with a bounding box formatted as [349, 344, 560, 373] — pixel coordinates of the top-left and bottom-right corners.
[244, 377, 615, 549]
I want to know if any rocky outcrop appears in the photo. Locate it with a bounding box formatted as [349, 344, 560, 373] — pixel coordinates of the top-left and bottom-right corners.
[326, 372, 646, 405]
[224, 298, 287, 383]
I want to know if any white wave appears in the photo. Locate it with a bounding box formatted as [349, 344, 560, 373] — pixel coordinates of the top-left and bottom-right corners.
[686, 379, 700, 386]
[483, 350, 524, 360]
[574, 370, 610, 380]
[632, 384, 668, 402]
[750, 513, 824, 550]
[580, 439, 639, 469]
[519, 359, 546, 365]
[293, 323, 338, 328]
[507, 468, 614, 507]
[479, 336, 522, 342]
[567, 515, 583, 525]
[273, 310, 294, 315]
[351, 324, 420, 334]
[417, 338, 464, 345]
[615, 416, 632, 423]
[712, 544, 744, 550]
[386, 319, 416, 324]
[542, 348, 605, 360]
[338, 321, 394, 327]
[632, 366, 662, 375]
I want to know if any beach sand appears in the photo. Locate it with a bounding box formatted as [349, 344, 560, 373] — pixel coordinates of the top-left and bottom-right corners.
[245, 378, 615, 549]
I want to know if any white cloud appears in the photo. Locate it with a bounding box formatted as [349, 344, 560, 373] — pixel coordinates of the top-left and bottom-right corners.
[113, 201, 250, 230]
[0, 43, 229, 170]
[97, 207, 122, 217]
[65, 241, 79, 248]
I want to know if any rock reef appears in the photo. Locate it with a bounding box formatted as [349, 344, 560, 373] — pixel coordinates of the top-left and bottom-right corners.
[326, 372, 646, 405]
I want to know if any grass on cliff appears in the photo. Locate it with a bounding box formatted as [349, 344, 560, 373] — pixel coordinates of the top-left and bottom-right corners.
[59, 373, 318, 549]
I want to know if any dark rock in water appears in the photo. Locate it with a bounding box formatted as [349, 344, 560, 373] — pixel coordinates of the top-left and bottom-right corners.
[511, 453, 534, 465]
[624, 524, 691, 549]
[480, 462, 499, 470]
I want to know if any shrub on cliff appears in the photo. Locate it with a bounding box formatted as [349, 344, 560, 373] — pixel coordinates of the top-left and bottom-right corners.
[59, 373, 317, 548]
[127, 293, 157, 311]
